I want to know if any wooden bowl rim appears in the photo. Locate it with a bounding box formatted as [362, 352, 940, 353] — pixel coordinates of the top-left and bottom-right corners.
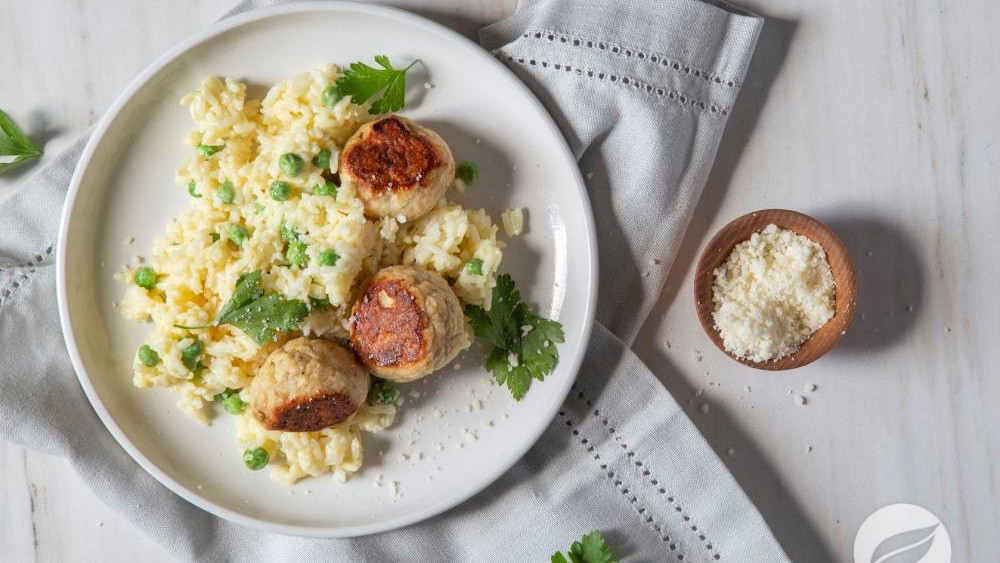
[694, 209, 857, 371]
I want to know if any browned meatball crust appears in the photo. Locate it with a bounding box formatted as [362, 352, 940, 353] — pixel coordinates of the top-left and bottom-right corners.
[248, 338, 369, 432]
[350, 265, 470, 382]
[340, 116, 455, 220]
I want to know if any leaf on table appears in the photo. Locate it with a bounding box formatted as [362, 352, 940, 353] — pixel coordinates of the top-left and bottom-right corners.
[0, 109, 42, 174]
[551, 531, 618, 563]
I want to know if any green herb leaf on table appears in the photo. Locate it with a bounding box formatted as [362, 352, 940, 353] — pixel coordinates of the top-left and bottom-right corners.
[465, 274, 565, 400]
[335, 55, 418, 115]
[0, 109, 42, 174]
[551, 531, 618, 563]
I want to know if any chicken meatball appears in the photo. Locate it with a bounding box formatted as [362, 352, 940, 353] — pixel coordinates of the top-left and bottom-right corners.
[340, 115, 455, 221]
[248, 337, 369, 432]
[350, 265, 470, 382]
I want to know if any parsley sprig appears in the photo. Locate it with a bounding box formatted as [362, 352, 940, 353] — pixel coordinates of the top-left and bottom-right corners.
[336, 55, 418, 115]
[465, 274, 565, 400]
[175, 270, 308, 346]
[551, 531, 619, 563]
[0, 109, 42, 174]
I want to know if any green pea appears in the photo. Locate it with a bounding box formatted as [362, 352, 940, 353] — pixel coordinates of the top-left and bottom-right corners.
[181, 339, 203, 375]
[242, 447, 269, 471]
[456, 161, 479, 184]
[279, 153, 304, 177]
[197, 144, 224, 158]
[313, 180, 338, 197]
[312, 149, 331, 169]
[286, 240, 309, 267]
[187, 180, 201, 198]
[137, 345, 160, 367]
[216, 181, 235, 204]
[213, 388, 247, 415]
[367, 377, 399, 406]
[228, 224, 249, 246]
[464, 258, 484, 275]
[134, 267, 157, 290]
[322, 85, 343, 108]
[222, 393, 246, 414]
[269, 181, 291, 201]
[317, 249, 339, 267]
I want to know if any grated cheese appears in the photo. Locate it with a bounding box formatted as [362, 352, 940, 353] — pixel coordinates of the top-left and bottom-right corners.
[712, 224, 835, 362]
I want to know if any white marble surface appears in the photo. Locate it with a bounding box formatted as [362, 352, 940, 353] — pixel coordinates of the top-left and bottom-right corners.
[2, 0, 998, 561]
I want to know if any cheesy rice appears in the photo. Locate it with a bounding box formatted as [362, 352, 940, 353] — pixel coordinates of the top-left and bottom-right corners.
[117, 65, 504, 483]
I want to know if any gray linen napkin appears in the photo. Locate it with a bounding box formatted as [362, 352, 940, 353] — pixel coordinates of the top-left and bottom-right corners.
[0, 0, 789, 561]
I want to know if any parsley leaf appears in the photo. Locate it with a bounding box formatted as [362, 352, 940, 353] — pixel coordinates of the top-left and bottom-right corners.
[217, 271, 265, 320]
[214, 270, 308, 345]
[551, 531, 618, 563]
[219, 294, 307, 346]
[522, 316, 563, 380]
[335, 55, 418, 115]
[465, 274, 564, 400]
[0, 109, 42, 174]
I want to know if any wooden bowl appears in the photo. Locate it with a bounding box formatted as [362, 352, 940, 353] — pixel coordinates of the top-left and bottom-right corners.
[694, 209, 857, 370]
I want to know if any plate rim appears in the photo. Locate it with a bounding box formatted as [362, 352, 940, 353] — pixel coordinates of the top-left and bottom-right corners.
[56, 0, 598, 538]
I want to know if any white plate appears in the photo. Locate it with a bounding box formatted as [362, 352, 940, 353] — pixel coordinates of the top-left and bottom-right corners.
[57, 2, 596, 537]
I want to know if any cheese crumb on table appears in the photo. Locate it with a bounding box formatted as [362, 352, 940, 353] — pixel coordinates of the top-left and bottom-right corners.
[712, 224, 835, 362]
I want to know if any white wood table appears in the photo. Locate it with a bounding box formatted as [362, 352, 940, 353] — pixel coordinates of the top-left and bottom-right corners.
[2, 1, 997, 561]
